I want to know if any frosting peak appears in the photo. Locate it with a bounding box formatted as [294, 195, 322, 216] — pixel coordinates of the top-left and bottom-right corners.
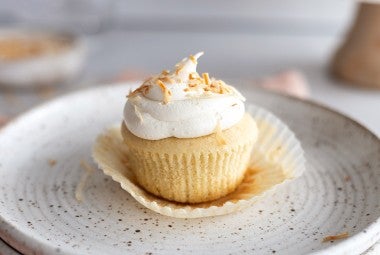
[124, 52, 246, 140]
[174, 51, 203, 82]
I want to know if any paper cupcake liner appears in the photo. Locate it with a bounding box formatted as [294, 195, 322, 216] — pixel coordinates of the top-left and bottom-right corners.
[126, 145, 252, 203]
[120, 114, 257, 204]
[92, 104, 306, 218]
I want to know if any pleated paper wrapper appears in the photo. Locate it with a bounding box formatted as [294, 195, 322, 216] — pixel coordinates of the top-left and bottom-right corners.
[92, 104, 306, 218]
[120, 113, 256, 204]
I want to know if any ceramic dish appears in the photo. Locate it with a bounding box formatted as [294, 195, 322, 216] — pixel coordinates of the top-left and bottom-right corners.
[0, 28, 86, 88]
[0, 238, 19, 255]
[0, 83, 379, 255]
[2, 233, 379, 255]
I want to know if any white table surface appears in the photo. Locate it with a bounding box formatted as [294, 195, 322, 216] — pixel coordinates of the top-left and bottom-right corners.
[0, 30, 379, 254]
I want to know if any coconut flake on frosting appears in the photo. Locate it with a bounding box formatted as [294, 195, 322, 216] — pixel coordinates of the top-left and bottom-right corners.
[124, 52, 246, 140]
[128, 52, 237, 103]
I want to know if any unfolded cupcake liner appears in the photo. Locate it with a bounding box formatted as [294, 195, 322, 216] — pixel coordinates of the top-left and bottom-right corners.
[92, 104, 306, 218]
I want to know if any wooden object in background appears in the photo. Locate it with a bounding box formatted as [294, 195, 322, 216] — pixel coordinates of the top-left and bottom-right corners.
[331, 2, 380, 88]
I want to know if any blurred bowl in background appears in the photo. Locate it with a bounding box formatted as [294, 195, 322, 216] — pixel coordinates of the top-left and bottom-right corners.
[0, 28, 86, 88]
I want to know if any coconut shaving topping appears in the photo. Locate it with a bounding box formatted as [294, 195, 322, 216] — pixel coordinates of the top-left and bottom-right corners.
[124, 52, 246, 140]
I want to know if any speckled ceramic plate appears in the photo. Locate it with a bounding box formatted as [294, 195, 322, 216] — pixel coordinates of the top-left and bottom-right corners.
[0, 83, 379, 255]
[0, 238, 20, 255]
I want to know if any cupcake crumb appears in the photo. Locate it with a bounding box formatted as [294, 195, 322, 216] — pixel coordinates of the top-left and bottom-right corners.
[75, 159, 95, 202]
[48, 159, 57, 167]
[322, 232, 349, 242]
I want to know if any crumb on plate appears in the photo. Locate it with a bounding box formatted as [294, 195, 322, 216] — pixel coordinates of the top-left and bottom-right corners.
[48, 159, 57, 167]
[75, 159, 95, 202]
[322, 232, 349, 242]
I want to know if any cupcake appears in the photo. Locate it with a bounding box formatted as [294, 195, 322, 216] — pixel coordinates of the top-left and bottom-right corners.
[122, 52, 258, 203]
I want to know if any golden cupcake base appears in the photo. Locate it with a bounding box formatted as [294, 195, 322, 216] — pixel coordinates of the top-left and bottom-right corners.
[121, 114, 257, 203]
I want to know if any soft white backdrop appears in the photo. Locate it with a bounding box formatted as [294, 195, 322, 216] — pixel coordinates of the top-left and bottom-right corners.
[0, 0, 355, 35]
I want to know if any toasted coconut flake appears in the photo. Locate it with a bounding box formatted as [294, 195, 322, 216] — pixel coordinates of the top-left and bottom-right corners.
[189, 82, 198, 87]
[214, 121, 227, 146]
[205, 80, 233, 95]
[127, 85, 151, 98]
[189, 55, 197, 64]
[210, 80, 219, 87]
[175, 65, 183, 75]
[75, 160, 95, 202]
[160, 76, 174, 84]
[128, 52, 233, 101]
[161, 69, 170, 75]
[189, 72, 200, 80]
[322, 232, 349, 242]
[156, 79, 166, 90]
[127, 90, 138, 98]
[156, 80, 171, 104]
[142, 85, 150, 95]
[48, 159, 57, 167]
[202, 73, 210, 85]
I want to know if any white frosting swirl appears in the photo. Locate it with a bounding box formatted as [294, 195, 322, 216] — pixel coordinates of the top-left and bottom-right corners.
[123, 52, 245, 140]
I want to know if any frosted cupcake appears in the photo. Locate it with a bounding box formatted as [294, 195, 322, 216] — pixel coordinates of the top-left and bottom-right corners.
[122, 52, 258, 203]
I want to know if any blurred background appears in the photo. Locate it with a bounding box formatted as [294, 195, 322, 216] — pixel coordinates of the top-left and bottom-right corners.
[0, 1, 355, 35]
[0, 0, 355, 79]
[0, 0, 379, 135]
